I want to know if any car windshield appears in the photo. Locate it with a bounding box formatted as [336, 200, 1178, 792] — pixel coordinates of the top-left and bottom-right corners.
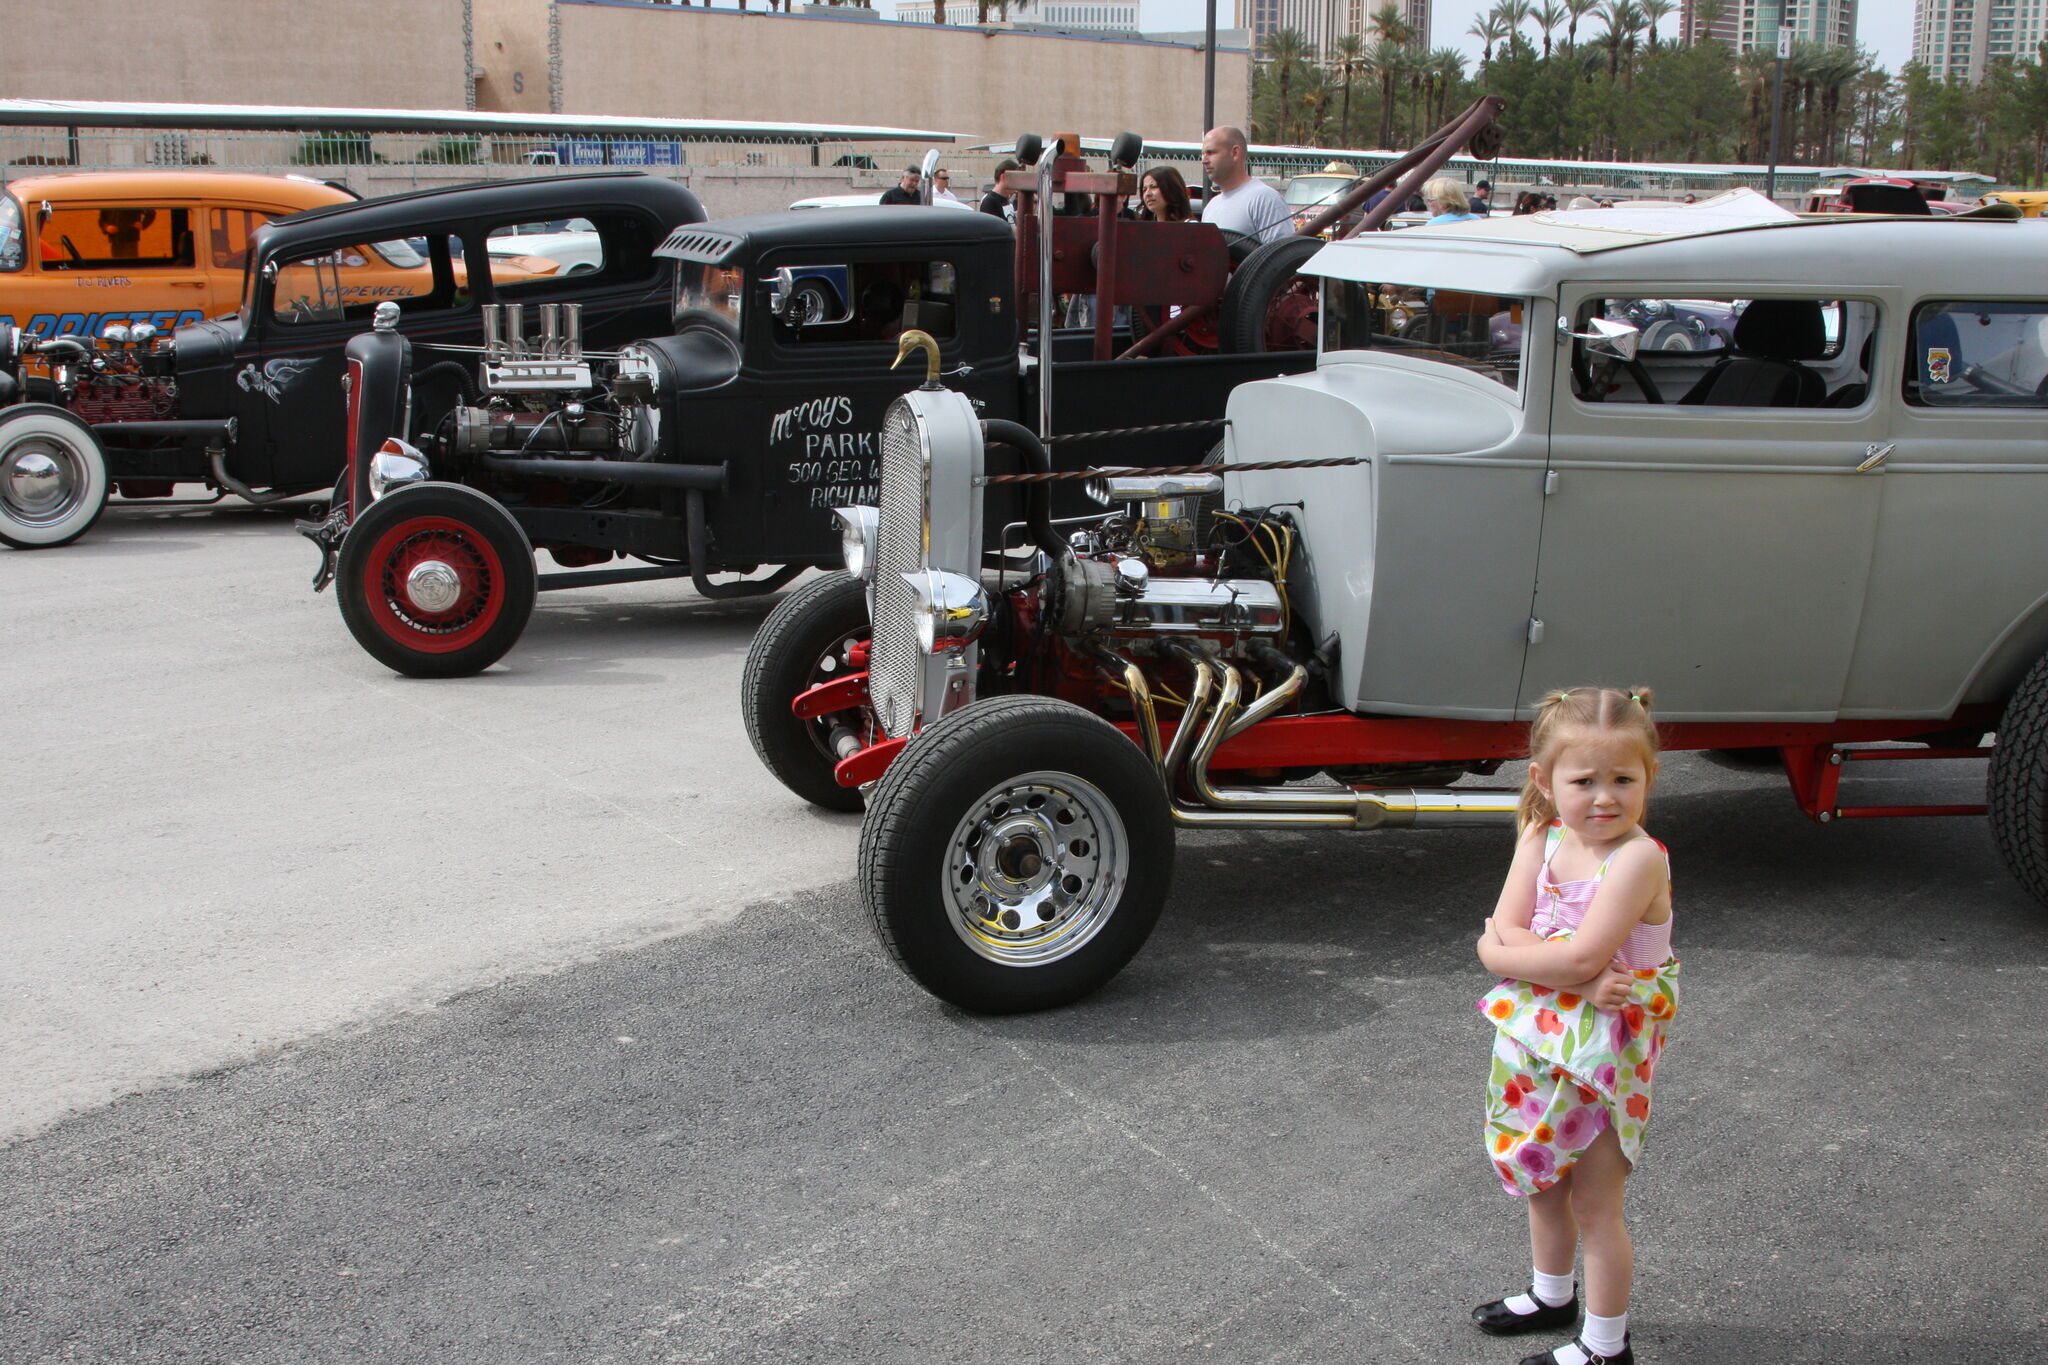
[0, 192, 23, 273]
[1320, 276, 1528, 391]
[1285, 176, 1355, 209]
[674, 261, 743, 332]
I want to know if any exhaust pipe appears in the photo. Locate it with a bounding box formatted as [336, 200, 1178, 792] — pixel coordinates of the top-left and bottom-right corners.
[1100, 641, 1519, 831]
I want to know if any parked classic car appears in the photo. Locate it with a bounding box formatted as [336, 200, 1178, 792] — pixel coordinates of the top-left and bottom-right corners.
[0, 172, 703, 549]
[741, 200, 2048, 1013]
[309, 160, 1325, 676]
[0, 170, 360, 341]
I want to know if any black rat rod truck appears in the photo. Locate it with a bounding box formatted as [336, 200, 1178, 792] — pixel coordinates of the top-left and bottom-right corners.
[304, 108, 1508, 677]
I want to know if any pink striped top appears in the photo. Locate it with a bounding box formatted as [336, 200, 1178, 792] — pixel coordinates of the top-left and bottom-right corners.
[1530, 820, 1674, 970]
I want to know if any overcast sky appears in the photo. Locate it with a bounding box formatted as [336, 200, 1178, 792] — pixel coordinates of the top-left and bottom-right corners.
[875, 0, 1919, 75]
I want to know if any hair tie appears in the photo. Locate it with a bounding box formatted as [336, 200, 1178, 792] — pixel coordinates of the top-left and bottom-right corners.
[1552, 688, 1574, 703]
[1628, 691, 1642, 704]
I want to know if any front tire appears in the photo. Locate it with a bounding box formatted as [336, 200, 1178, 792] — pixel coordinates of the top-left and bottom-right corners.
[335, 483, 536, 678]
[1989, 652, 2048, 906]
[741, 571, 870, 813]
[0, 405, 109, 549]
[859, 696, 1175, 1013]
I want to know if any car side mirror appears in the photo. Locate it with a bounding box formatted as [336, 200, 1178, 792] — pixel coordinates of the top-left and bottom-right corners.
[1561, 316, 1642, 362]
[261, 259, 279, 282]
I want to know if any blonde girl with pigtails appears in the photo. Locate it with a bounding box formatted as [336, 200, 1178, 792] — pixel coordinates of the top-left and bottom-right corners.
[1469, 687, 1679, 1365]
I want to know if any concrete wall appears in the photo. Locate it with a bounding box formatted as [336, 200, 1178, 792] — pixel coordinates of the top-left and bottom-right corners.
[474, 0, 1246, 152]
[0, 0, 470, 107]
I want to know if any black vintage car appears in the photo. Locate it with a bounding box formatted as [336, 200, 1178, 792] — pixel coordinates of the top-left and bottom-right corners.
[0, 172, 703, 549]
[312, 202, 1311, 676]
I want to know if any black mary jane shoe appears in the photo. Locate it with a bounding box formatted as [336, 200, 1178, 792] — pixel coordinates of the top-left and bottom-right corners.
[1470, 1287, 1579, 1336]
[1516, 1334, 1634, 1365]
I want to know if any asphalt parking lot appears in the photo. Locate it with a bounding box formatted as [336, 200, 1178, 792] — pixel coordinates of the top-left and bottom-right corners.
[3, 500, 2044, 1364]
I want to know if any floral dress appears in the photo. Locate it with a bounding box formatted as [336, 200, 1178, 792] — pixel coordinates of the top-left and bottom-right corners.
[1478, 823, 1679, 1197]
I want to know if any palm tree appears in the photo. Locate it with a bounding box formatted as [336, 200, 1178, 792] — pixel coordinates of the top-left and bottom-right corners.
[1263, 27, 1315, 143]
[1370, 4, 1417, 147]
[1494, 0, 1536, 42]
[1470, 14, 1509, 65]
[1639, 0, 1674, 50]
[1688, 0, 1724, 45]
[1426, 47, 1469, 127]
[1330, 32, 1370, 145]
[1809, 44, 1866, 162]
[1564, 0, 1599, 46]
[1534, 0, 1567, 56]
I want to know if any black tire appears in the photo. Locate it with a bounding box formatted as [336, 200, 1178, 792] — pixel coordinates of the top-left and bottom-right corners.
[335, 483, 536, 678]
[742, 572, 871, 813]
[859, 695, 1175, 1013]
[1219, 235, 1324, 354]
[1989, 652, 2048, 906]
[0, 404, 109, 549]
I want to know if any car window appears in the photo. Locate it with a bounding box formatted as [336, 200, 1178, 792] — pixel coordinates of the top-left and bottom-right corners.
[0, 194, 24, 273]
[39, 205, 194, 270]
[270, 233, 460, 326]
[485, 216, 601, 292]
[1905, 301, 2048, 408]
[1568, 295, 1868, 407]
[1320, 277, 1526, 391]
[208, 208, 276, 272]
[761, 259, 959, 346]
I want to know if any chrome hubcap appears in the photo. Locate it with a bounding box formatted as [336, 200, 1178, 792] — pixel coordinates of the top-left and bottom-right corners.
[943, 771, 1129, 967]
[2, 444, 81, 525]
[405, 560, 463, 613]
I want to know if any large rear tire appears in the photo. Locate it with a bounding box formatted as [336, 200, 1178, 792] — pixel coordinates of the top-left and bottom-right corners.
[1219, 235, 1324, 354]
[0, 404, 109, 549]
[1989, 652, 2048, 906]
[741, 571, 871, 813]
[859, 695, 1175, 1013]
[336, 483, 536, 678]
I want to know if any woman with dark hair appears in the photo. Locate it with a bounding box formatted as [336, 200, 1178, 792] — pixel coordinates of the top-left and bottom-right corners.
[1135, 165, 1193, 222]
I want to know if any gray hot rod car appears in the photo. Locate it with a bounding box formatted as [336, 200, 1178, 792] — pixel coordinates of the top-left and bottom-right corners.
[741, 200, 2048, 1013]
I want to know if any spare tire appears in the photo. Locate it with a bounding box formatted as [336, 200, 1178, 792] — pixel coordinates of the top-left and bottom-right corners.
[1219, 235, 1325, 353]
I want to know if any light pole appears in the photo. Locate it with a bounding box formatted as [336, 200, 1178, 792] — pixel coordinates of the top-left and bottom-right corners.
[1764, 6, 1789, 202]
[1203, 0, 1218, 196]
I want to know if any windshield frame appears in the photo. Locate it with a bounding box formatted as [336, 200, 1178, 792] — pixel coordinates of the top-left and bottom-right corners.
[1318, 274, 1531, 402]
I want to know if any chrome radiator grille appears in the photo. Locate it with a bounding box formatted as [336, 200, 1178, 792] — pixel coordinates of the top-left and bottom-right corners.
[870, 403, 928, 739]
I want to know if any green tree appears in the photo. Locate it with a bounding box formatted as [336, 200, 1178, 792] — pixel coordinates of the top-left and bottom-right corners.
[1330, 33, 1371, 145]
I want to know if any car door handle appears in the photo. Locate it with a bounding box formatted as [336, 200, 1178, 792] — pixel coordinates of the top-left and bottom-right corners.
[1857, 443, 1893, 473]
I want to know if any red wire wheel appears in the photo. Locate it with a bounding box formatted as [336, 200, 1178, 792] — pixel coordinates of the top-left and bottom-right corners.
[335, 484, 536, 677]
[360, 516, 506, 653]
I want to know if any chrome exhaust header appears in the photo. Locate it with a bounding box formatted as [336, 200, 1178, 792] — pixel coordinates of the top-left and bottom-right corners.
[1095, 642, 1520, 831]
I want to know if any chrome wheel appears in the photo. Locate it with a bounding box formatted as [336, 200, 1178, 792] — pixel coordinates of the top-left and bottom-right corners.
[942, 770, 1130, 967]
[0, 405, 109, 549]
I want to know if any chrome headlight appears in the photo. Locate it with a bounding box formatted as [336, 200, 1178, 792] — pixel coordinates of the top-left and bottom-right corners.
[368, 437, 430, 502]
[835, 505, 878, 581]
[905, 569, 988, 654]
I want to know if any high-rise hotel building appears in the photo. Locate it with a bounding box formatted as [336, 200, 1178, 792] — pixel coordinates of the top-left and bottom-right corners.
[1913, 0, 2048, 81]
[1680, 0, 1857, 52]
[1238, 0, 1430, 59]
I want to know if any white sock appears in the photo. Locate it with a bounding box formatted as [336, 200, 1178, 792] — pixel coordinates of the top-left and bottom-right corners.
[1581, 1310, 1629, 1358]
[1533, 1268, 1576, 1307]
[1503, 1268, 1575, 1315]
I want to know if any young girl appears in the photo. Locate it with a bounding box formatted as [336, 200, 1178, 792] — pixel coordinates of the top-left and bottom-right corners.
[1472, 687, 1679, 1365]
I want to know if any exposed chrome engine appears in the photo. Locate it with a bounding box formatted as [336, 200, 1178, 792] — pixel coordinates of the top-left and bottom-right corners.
[849, 383, 1508, 830]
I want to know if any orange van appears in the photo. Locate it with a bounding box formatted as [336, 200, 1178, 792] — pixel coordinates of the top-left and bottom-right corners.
[0, 171, 362, 338]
